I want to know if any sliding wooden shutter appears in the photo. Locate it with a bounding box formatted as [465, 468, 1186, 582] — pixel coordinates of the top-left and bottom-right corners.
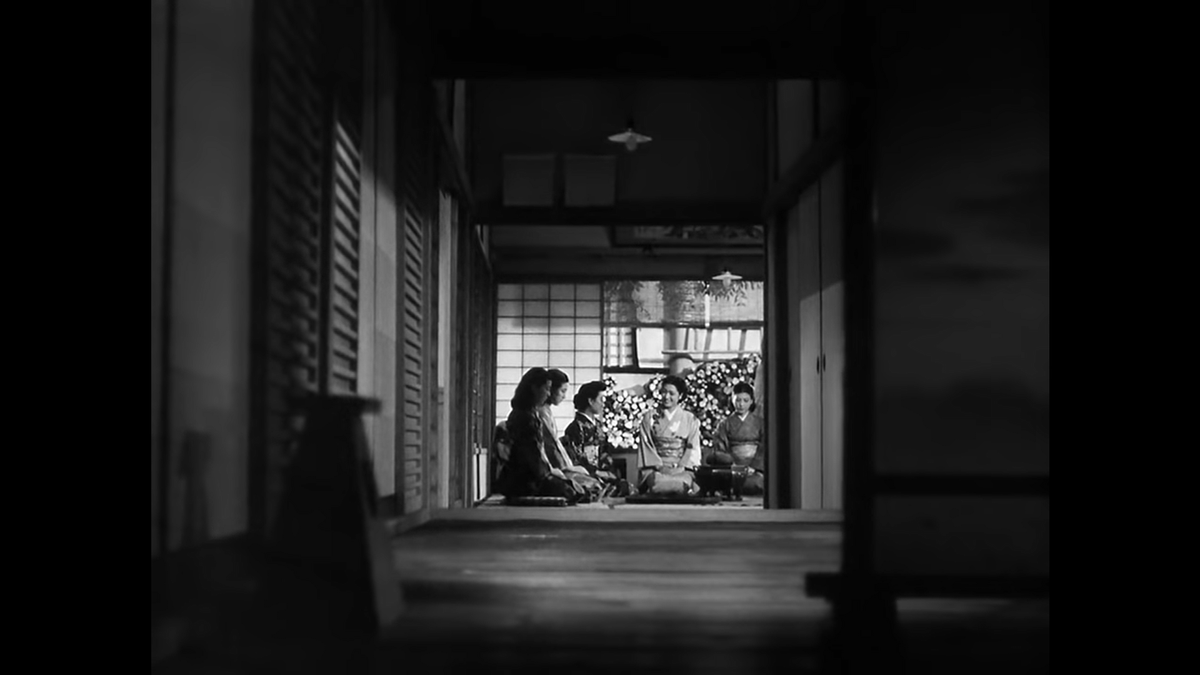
[254, 0, 364, 531]
[257, 0, 327, 529]
[399, 201, 425, 514]
[322, 0, 365, 395]
[326, 111, 363, 394]
[398, 81, 432, 516]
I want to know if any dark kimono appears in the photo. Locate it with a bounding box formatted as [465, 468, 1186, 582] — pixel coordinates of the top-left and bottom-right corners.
[495, 407, 578, 502]
[563, 412, 631, 496]
[706, 411, 766, 495]
[562, 411, 607, 474]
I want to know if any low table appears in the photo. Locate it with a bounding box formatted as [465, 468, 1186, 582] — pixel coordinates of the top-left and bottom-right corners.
[693, 465, 751, 501]
[608, 448, 641, 487]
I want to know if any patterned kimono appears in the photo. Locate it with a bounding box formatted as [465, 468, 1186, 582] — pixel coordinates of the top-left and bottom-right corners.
[563, 411, 630, 496]
[562, 411, 607, 475]
[707, 411, 766, 495]
[637, 406, 703, 495]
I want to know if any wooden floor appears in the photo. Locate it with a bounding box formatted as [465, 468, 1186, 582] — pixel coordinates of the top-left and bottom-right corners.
[155, 510, 1048, 674]
[380, 515, 842, 674]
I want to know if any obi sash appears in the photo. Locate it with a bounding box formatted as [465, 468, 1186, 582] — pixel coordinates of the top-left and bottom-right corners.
[730, 442, 759, 465]
[654, 435, 686, 463]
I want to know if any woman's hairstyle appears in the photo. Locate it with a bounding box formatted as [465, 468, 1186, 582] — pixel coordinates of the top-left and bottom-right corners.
[547, 368, 570, 397]
[511, 367, 550, 411]
[660, 375, 688, 399]
[732, 381, 757, 412]
[573, 380, 607, 411]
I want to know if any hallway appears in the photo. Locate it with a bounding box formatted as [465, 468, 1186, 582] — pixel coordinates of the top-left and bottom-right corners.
[152, 1, 1048, 671]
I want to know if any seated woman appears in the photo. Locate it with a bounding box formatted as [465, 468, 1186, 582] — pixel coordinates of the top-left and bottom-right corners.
[637, 375, 703, 495]
[495, 367, 581, 504]
[563, 380, 632, 498]
[538, 369, 603, 502]
[705, 382, 766, 495]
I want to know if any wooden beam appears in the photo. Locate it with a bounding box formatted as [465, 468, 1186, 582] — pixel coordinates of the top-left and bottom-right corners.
[492, 248, 766, 263]
[840, 70, 878, 582]
[806, 572, 1051, 600]
[490, 245, 764, 258]
[872, 475, 1050, 497]
[433, 84, 474, 212]
[492, 254, 766, 282]
[761, 120, 845, 219]
[473, 225, 493, 275]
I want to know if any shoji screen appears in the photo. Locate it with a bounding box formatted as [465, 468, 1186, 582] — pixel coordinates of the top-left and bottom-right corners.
[495, 284, 603, 434]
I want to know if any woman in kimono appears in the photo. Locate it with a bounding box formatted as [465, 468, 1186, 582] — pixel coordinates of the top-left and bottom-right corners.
[537, 369, 603, 502]
[705, 382, 766, 495]
[563, 380, 631, 497]
[495, 368, 579, 503]
[637, 375, 703, 495]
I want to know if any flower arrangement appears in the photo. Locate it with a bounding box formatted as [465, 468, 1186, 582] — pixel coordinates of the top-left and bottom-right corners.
[602, 353, 762, 453]
[601, 378, 656, 451]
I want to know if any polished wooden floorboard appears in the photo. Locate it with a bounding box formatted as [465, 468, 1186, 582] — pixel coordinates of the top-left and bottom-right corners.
[155, 514, 1047, 674]
[380, 519, 841, 673]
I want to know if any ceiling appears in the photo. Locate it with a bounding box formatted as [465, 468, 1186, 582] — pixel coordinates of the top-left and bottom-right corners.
[486, 224, 766, 282]
[471, 79, 769, 281]
[392, 0, 851, 78]
[383, 2, 827, 279]
[469, 79, 768, 216]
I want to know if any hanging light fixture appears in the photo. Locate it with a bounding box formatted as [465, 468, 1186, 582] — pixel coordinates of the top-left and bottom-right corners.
[712, 268, 743, 287]
[608, 117, 652, 152]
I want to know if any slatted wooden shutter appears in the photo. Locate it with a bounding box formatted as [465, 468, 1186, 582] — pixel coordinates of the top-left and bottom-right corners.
[325, 110, 363, 394]
[449, 197, 469, 507]
[258, 0, 328, 528]
[321, 0, 365, 395]
[255, 0, 364, 530]
[426, 203, 440, 509]
[398, 82, 432, 516]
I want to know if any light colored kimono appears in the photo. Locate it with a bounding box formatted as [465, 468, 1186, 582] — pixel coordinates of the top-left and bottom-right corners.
[637, 406, 702, 494]
[536, 405, 574, 469]
[537, 405, 602, 497]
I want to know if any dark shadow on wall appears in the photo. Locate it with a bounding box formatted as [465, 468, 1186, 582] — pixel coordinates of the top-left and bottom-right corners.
[875, 378, 1050, 473]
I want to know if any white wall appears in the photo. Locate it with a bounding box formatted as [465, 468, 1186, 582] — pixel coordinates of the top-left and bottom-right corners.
[158, 0, 254, 550]
[151, 0, 169, 556]
[358, 0, 400, 498]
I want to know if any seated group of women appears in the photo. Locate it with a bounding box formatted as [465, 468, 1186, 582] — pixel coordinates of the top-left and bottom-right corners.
[493, 368, 627, 503]
[495, 367, 766, 505]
